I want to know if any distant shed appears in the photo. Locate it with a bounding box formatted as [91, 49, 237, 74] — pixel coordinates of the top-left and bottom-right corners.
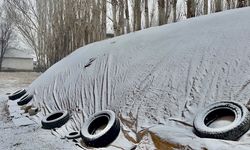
[2, 49, 34, 71]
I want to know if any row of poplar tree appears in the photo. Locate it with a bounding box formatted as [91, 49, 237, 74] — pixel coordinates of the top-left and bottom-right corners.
[1, 0, 249, 71]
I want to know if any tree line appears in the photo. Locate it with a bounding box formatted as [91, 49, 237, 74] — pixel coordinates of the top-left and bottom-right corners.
[0, 0, 249, 71]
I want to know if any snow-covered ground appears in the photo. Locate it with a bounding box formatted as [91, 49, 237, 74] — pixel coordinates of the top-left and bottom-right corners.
[4, 7, 250, 149]
[0, 72, 79, 150]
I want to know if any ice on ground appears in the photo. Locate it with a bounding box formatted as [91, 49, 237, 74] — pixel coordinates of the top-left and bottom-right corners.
[28, 7, 250, 149]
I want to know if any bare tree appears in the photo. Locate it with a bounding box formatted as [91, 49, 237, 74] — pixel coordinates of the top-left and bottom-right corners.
[237, 0, 247, 7]
[158, 0, 165, 25]
[0, 4, 14, 71]
[6, 0, 107, 71]
[144, 0, 149, 28]
[187, 0, 196, 18]
[133, 0, 141, 31]
[204, 0, 208, 14]
[112, 0, 125, 36]
[149, 0, 156, 27]
[172, 0, 177, 22]
[225, 0, 231, 9]
[118, 0, 125, 35]
[231, 0, 236, 8]
[112, 0, 118, 36]
[214, 0, 223, 12]
[195, 0, 203, 16]
[5, 0, 40, 69]
[176, 1, 185, 21]
[125, 0, 130, 33]
[101, 0, 107, 39]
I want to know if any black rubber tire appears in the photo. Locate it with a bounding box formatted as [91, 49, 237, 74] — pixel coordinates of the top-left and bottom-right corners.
[193, 101, 250, 140]
[41, 110, 70, 129]
[8, 89, 26, 100]
[17, 94, 33, 106]
[80, 110, 120, 148]
[66, 131, 81, 139]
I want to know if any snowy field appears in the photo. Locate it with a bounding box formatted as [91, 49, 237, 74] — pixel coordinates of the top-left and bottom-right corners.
[0, 72, 78, 150]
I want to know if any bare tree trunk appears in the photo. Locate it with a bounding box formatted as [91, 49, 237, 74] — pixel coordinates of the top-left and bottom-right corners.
[204, 0, 208, 14]
[112, 0, 119, 36]
[172, 0, 177, 22]
[118, 0, 125, 35]
[101, 0, 106, 40]
[187, 0, 196, 18]
[133, 1, 136, 31]
[158, 0, 165, 25]
[215, 0, 222, 12]
[144, 0, 149, 28]
[125, 0, 130, 33]
[149, 1, 156, 27]
[133, 0, 141, 31]
[237, 0, 246, 7]
[85, 0, 91, 44]
[226, 0, 231, 9]
[164, 0, 171, 24]
[231, 0, 236, 8]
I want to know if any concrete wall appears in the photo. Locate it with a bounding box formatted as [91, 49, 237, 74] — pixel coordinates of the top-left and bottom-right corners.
[2, 57, 33, 71]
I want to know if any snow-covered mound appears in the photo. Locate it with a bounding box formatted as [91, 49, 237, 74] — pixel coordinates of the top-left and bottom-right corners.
[29, 7, 250, 149]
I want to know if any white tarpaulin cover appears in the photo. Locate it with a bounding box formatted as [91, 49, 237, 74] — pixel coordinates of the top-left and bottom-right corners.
[28, 7, 250, 149]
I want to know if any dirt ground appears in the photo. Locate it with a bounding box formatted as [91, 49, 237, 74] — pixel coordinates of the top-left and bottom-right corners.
[0, 72, 77, 150]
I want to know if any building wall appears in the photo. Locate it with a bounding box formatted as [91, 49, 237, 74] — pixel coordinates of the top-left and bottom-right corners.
[2, 57, 33, 71]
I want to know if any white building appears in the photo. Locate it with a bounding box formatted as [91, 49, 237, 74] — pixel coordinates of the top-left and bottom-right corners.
[2, 48, 34, 71]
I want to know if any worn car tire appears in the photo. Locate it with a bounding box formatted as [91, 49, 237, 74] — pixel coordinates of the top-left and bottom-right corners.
[193, 101, 250, 140]
[66, 131, 81, 139]
[17, 94, 33, 106]
[41, 110, 70, 129]
[80, 110, 120, 147]
[8, 89, 26, 100]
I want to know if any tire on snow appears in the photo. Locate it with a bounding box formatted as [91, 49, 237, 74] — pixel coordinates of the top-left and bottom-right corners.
[8, 89, 26, 100]
[193, 101, 250, 140]
[80, 110, 120, 147]
[66, 131, 81, 139]
[41, 110, 70, 129]
[17, 94, 33, 106]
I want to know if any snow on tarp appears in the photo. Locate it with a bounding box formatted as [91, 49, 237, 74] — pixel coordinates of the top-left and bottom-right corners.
[28, 7, 250, 149]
